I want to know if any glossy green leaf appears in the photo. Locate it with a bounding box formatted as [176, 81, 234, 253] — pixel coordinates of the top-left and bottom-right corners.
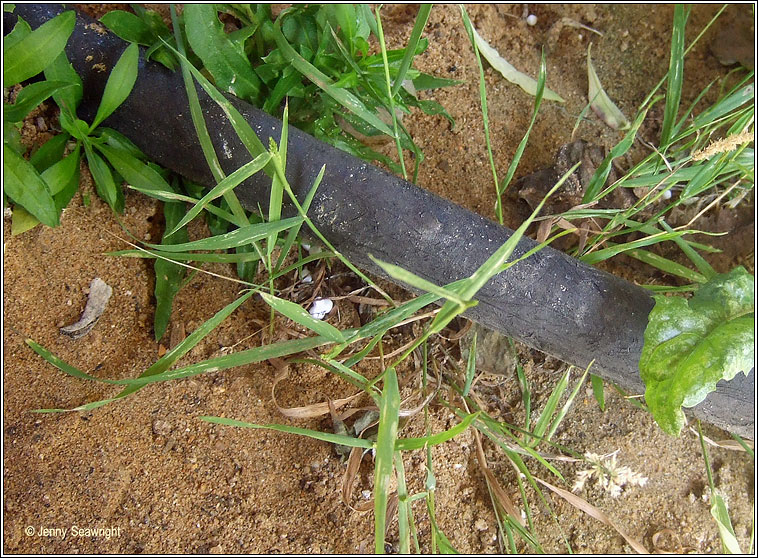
[83, 142, 122, 212]
[3, 144, 59, 227]
[10, 205, 40, 235]
[3, 80, 74, 122]
[3, 10, 75, 87]
[100, 10, 154, 45]
[640, 267, 754, 435]
[42, 145, 80, 211]
[90, 42, 139, 130]
[97, 143, 171, 194]
[184, 4, 261, 102]
[29, 133, 69, 173]
[44, 50, 83, 116]
[3, 16, 31, 51]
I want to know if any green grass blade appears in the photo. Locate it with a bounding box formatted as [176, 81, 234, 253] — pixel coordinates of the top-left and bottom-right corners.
[459, 5, 500, 222]
[370, 256, 474, 310]
[169, 6, 249, 227]
[375, 367, 401, 553]
[376, 6, 408, 179]
[659, 220, 716, 281]
[394, 450, 412, 554]
[396, 412, 480, 450]
[260, 292, 346, 343]
[545, 364, 590, 441]
[275, 165, 325, 271]
[498, 48, 548, 199]
[3, 144, 59, 227]
[143, 216, 303, 252]
[391, 5, 432, 97]
[583, 104, 652, 202]
[90, 43, 139, 130]
[3, 10, 75, 86]
[29, 291, 256, 409]
[529, 368, 570, 447]
[579, 228, 694, 266]
[462, 332, 477, 397]
[199, 417, 373, 449]
[154, 195, 189, 340]
[626, 248, 707, 283]
[167, 152, 271, 237]
[659, 5, 689, 147]
[590, 374, 606, 411]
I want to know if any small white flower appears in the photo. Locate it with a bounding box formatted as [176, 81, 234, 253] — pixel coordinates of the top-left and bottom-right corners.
[572, 450, 647, 498]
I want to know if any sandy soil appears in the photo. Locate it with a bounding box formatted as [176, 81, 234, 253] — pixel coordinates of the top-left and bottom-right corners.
[3, 4, 755, 554]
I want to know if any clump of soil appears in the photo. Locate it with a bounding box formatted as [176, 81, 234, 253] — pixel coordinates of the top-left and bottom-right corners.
[3, 4, 753, 554]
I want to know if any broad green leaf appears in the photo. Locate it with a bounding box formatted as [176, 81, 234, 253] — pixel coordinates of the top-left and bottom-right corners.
[3, 80, 74, 122]
[83, 142, 122, 212]
[3, 144, 59, 227]
[260, 292, 345, 343]
[3, 16, 31, 51]
[97, 143, 171, 194]
[270, 20, 395, 138]
[42, 145, 80, 211]
[640, 267, 754, 435]
[30, 133, 69, 173]
[44, 51, 83, 116]
[3, 11, 75, 87]
[100, 10, 154, 45]
[184, 4, 261, 102]
[90, 42, 139, 130]
[590, 374, 605, 411]
[154, 197, 189, 341]
[10, 205, 40, 235]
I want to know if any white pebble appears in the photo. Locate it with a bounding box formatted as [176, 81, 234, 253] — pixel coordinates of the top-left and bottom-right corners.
[526, 14, 538, 26]
[309, 298, 333, 320]
[661, 188, 672, 200]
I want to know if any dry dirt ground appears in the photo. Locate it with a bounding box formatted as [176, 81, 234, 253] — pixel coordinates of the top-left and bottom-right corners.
[3, 3, 755, 554]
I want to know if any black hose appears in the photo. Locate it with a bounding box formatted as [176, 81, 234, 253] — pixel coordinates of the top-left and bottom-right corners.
[6, 5, 753, 439]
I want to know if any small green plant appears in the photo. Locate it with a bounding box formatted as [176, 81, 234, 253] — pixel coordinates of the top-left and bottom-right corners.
[641, 266, 754, 435]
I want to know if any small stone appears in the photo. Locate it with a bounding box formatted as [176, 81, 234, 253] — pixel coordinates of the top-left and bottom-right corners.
[152, 419, 173, 437]
[526, 14, 538, 26]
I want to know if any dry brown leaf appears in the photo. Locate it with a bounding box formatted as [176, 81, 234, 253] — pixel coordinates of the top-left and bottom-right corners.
[533, 476, 649, 553]
[271, 362, 363, 419]
[473, 429, 525, 527]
